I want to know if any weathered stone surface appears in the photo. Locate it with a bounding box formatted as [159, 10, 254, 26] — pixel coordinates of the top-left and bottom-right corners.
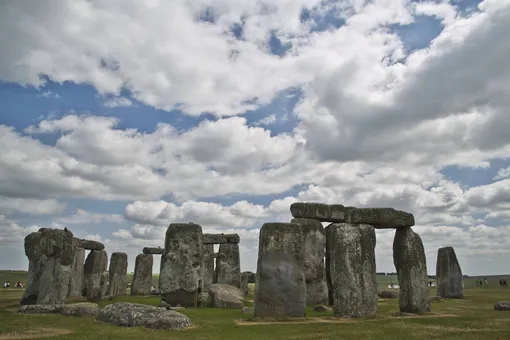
[346, 208, 415, 228]
[254, 251, 306, 318]
[61, 303, 101, 317]
[242, 306, 254, 314]
[215, 243, 241, 288]
[18, 304, 63, 314]
[241, 272, 250, 295]
[107, 252, 128, 296]
[203, 233, 240, 244]
[290, 202, 346, 222]
[494, 301, 510, 311]
[160, 223, 203, 307]
[393, 227, 430, 314]
[73, 238, 105, 250]
[143, 247, 164, 255]
[203, 244, 215, 290]
[208, 284, 244, 308]
[97, 302, 193, 330]
[429, 296, 442, 303]
[67, 247, 85, 297]
[314, 305, 330, 312]
[198, 292, 211, 307]
[131, 254, 153, 295]
[325, 224, 333, 305]
[21, 228, 74, 306]
[378, 290, 398, 299]
[436, 246, 464, 299]
[327, 223, 378, 318]
[100, 271, 109, 297]
[290, 218, 328, 305]
[83, 250, 108, 303]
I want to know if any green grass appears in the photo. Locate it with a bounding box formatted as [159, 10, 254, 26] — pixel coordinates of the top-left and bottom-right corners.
[1, 279, 510, 340]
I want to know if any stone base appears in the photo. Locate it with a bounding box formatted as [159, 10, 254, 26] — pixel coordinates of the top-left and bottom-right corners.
[161, 290, 197, 307]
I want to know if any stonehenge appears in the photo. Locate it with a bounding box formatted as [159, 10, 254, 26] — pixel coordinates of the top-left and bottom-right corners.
[131, 254, 153, 295]
[83, 249, 109, 303]
[215, 243, 241, 288]
[107, 252, 128, 296]
[436, 246, 464, 299]
[67, 247, 85, 297]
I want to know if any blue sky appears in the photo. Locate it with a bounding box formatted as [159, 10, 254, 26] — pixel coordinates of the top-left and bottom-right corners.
[1, 0, 510, 276]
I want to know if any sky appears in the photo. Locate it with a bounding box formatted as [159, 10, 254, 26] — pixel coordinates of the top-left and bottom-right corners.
[1, 0, 510, 276]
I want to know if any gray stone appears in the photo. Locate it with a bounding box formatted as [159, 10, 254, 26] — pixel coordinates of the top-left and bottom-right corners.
[314, 305, 330, 312]
[83, 249, 108, 303]
[254, 251, 306, 318]
[325, 224, 333, 306]
[429, 296, 442, 303]
[393, 227, 430, 314]
[203, 233, 240, 244]
[73, 238, 105, 250]
[143, 247, 164, 255]
[436, 246, 464, 299]
[159, 223, 203, 307]
[242, 306, 254, 314]
[198, 292, 211, 307]
[97, 302, 193, 330]
[208, 283, 244, 308]
[18, 304, 64, 314]
[346, 208, 415, 228]
[327, 223, 378, 318]
[241, 272, 250, 295]
[107, 252, 128, 296]
[131, 254, 153, 295]
[61, 302, 101, 317]
[494, 301, 510, 311]
[290, 218, 328, 305]
[67, 247, 85, 297]
[378, 289, 398, 299]
[21, 228, 74, 306]
[290, 202, 346, 222]
[215, 243, 241, 288]
[203, 244, 215, 290]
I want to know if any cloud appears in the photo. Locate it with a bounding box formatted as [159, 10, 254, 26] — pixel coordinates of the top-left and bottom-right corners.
[494, 166, 510, 180]
[55, 208, 124, 224]
[254, 114, 277, 126]
[103, 97, 134, 108]
[36, 90, 60, 99]
[0, 197, 66, 215]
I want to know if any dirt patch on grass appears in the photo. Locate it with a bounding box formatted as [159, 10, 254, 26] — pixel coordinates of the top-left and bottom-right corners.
[417, 325, 492, 333]
[389, 312, 459, 318]
[236, 317, 357, 326]
[0, 328, 72, 339]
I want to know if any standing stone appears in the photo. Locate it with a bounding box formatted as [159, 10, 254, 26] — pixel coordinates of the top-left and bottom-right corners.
[83, 250, 108, 303]
[67, 247, 85, 297]
[107, 252, 128, 296]
[21, 228, 74, 305]
[241, 272, 250, 295]
[215, 243, 241, 288]
[325, 224, 333, 306]
[327, 223, 378, 318]
[159, 223, 204, 307]
[131, 254, 153, 295]
[393, 227, 430, 314]
[254, 223, 307, 318]
[436, 246, 464, 299]
[291, 218, 328, 305]
[203, 244, 215, 290]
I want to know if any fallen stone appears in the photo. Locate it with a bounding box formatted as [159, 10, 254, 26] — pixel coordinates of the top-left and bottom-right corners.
[241, 271, 250, 295]
[436, 246, 464, 299]
[494, 301, 510, 311]
[142, 247, 164, 255]
[73, 238, 105, 251]
[393, 227, 430, 314]
[290, 218, 328, 305]
[21, 228, 74, 306]
[378, 290, 398, 299]
[107, 252, 128, 296]
[83, 249, 108, 303]
[61, 302, 101, 317]
[18, 304, 64, 314]
[346, 208, 415, 228]
[208, 284, 244, 308]
[242, 306, 254, 314]
[131, 254, 153, 295]
[203, 244, 215, 290]
[198, 292, 211, 307]
[150, 289, 160, 295]
[215, 243, 241, 288]
[254, 250, 306, 318]
[67, 247, 85, 298]
[327, 223, 378, 318]
[314, 305, 330, 312]
[290, 202, 346, 222]
[429, 296, 442, 303]
[97, 302, 193, 330]
[160, 223, 203, 307]
[203, 233, 240, 244]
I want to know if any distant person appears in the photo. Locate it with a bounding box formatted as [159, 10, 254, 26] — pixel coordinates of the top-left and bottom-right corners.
[2, 282, 6, 289]
[504, 279, 508, 288]
[484, 278, 488, 287]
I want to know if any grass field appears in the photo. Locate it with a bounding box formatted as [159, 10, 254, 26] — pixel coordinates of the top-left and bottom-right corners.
[1, 271, 510, 339]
